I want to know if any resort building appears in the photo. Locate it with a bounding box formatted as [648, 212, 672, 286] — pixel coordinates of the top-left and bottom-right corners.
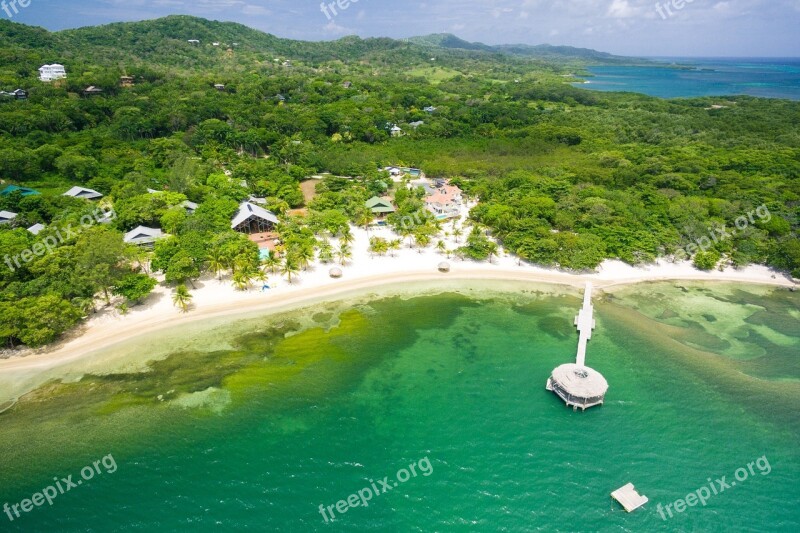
[181, 200, 198, 214]
[120, 76, 134, 88]
[231, 201, 279, 234]
[420, 181, 463, 220]
[0, 89, 28, 100]
[63, 186, 103, 200]
[27, 223, 45, 235]
[39, 64, 67, 82]
[0, 211, 17, 224]
[123, 226, 165, 247]
[1, 185, 39, 197]
[365, 196, 396, 218]
[82, 86, 104, 97]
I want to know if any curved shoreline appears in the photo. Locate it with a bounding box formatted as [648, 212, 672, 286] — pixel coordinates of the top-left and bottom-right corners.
[0, 259, 794, 375]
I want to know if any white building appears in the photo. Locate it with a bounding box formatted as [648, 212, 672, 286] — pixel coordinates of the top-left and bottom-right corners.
[39, 64, 67, 82]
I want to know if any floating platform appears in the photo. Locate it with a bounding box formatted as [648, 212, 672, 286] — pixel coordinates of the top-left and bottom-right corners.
[611, 483, 649, 512]
[546, 363, 608, 410]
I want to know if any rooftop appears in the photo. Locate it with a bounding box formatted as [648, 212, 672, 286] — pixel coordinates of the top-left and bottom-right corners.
[549, 363, 609, 400]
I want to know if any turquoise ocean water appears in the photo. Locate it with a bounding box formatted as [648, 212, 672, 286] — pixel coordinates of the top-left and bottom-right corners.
[574, 58, 800, 100]
[0, 281, 797, 532]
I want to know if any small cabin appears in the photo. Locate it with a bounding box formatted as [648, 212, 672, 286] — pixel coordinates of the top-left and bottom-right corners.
[82, 86, 103, 97]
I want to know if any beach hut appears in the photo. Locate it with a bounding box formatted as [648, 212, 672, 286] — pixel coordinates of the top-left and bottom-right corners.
[27, 223, 45, 235]
[231, 202, 279, 234]
[63, 186, 103, 200]
[438, 262, 451, 273]
[1, 185, 40, 197]
[181, 200, 199, 214]
[365, 196, 395, 217]
[0, 210, 17, 224]
[329, 267, 343, 279]
[123, 226, 165, 247]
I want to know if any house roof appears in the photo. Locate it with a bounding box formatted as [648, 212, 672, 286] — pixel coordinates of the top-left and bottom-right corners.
[231, 202, 279, 229]
[27, 223, 45, 235]
[365, 196, 396, 214]
[1, 185, 40, 197]
[181, 200, 198, 212]
[63, 186, 103, 200]
[123, 226, 164, 244]
[0, 210, 18, 222]
[425, 184, 462, 207]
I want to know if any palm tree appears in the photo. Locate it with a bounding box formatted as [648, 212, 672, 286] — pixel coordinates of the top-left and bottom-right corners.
[281, 253, 301, 283]
[336, 243, 352, 266]
[356, 209, 374, 234]
[255, 268, 269, 286]
[414, 230, 431, 253]
[232, 268, 256, 291]
[318, 240, 334, 263]
[262, 254, 280, 274]
[172, 284, 192, 312]
[339, 230, 355, 247]
[207, 247, 225, 280]
[389, 239, 402, 257]
[296, 245, 316, 271]
[487, 242, 499, 264]
[452, 226, 463, 244]
[436, 240, 447, 255]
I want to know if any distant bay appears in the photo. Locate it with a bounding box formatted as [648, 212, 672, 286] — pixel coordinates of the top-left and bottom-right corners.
[574, 58, 800, 100]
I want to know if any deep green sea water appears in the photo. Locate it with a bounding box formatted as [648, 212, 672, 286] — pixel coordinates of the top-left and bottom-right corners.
[0, 281, 797, 532]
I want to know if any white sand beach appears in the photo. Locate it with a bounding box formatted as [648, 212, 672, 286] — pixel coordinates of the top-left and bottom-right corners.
[1, 215, 795, 378]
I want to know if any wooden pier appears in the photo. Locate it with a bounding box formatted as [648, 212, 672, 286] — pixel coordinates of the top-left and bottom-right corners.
[546, 282, 608, 410]
[574, 282, 596, 367]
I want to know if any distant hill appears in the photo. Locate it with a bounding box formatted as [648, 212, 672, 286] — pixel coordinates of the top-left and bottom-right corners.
[0, 15, 640, 84]
[408, 33, 640, 64]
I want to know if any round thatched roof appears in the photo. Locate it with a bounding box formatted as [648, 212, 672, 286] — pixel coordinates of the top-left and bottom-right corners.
[438, 262, 451, 273]
[550, 364, 608, 400]
[329, 267, 343, 278]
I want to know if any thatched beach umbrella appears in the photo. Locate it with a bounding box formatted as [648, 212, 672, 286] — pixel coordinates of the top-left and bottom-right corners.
[329, 267, 343, 278]
[438, 262, 451, 273]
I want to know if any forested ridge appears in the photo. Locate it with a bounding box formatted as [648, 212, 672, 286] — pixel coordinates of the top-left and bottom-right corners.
[0, 15, 797, 348]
